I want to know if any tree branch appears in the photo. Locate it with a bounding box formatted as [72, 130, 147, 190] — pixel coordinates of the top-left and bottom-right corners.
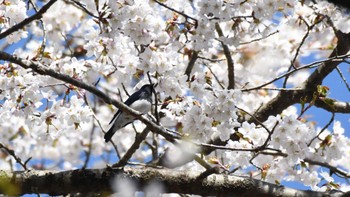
[0, 0, 57, 40]
[304, 158, 350, 178]
[314, 98, 350, 113]
[184, 50, 198, 80]
[335, 66, 350, 93]
[283, 15, 325, 87]
[0, 167, 343, 196]
[215, 23, 235, 89]
[113, 127, 151, 167]
[0, 51, 178, 143]
[242, 53, 350, 92]
[0, 143, 30, 170]
[303, 31, 350, 90]
[253, 31, 350, 123]
[153, 0, 197, 26]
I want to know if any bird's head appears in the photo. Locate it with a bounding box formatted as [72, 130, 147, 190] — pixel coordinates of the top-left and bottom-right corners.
[139, 84, 154, 99]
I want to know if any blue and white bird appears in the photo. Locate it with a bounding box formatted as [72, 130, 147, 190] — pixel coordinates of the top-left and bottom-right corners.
[104, 84, 154, 142]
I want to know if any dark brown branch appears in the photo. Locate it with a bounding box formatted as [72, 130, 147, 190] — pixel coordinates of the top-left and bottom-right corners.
[0, 0, 57, 40]
[253, 31, 350, 123]
[0, 143, 29, 170]
[204, 63, 225, 89]
[153, 0, 197, 25]
[67, 0, 100, 19]
[308, 112, 334, 146]
[304, 158, 350, 178]
[0, 167, 343, 196]
[197, 142, 285, 155]
[185, 50, 198, 80]
[113, 128, 151, 167]
[303, 32, 350, 89]
[215, 23, 235, 89]
[314, 98, 350, 113]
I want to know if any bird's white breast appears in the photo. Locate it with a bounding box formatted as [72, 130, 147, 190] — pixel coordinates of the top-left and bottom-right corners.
[130, 99, 152, 114]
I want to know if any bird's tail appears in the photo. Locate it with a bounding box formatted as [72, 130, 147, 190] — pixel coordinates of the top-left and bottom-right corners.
[104, 125, 116, 142]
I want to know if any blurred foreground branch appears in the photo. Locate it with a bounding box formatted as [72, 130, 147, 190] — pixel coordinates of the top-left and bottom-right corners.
[0, 167, 343, 196]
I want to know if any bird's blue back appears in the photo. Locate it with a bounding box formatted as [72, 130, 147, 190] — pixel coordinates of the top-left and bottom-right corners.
[108, 84, 153, 125]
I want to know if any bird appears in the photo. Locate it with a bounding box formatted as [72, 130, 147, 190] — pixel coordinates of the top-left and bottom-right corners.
[104, 84, 154, 142]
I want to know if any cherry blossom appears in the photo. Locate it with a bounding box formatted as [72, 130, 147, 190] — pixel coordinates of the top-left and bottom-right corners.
[1, 0, 350, 194]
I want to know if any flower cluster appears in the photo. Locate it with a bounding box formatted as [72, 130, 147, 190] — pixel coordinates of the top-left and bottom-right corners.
[1, 0, 350, 193]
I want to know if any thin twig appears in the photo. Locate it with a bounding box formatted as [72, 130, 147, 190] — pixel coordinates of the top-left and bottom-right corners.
[239, 30, 279, 45]
[242, 54, 350, 92]
[283, 16, 325, 88]
[113, 127, 151, 167]
[236, 106, 273, 135]
[153, 0, 197, 26]
[291, 17, 314, 67]
[121, 83, 130, 97]
[0, 0, 57, 40]
[249, 154, 261, 171]
[308, 112, 335, 146]
[335, 66, 350, 93]
[28, 0, 47, 60]
[83, 125, 95, 169]
[195, 142, 285, 154]
[82, 94, 96, 169]
[197, 56, 225, 63]
[0, 143, 30, 170]
[203, 63, 225, 89]
[260, 87, 303, 91]
[215, 23, 235, 89]
[84, 94, 121, 159]
[68, 0, 99, 19]
[193, 155, 212, 170]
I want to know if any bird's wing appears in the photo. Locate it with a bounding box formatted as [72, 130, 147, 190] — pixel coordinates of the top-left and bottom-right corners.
[108, 90, 142, 125]
[108, 110, 121, 125]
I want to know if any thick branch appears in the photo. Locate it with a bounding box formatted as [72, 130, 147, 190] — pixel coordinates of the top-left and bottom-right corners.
[253, 31, 350, 123]
[0, 0, 57, 40]
[0, 167, 343, 196]
[314, 98, 350, 113]
[303, 31, 350, 90]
